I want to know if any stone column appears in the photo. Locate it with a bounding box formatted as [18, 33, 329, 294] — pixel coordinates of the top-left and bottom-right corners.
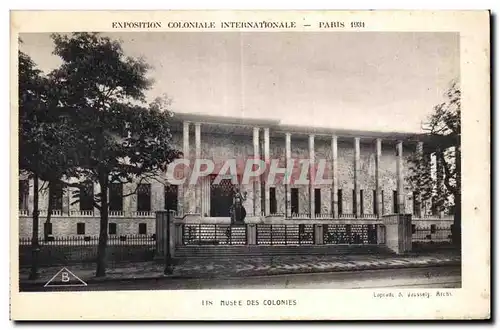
[264, 127, 270, 216]
[375, 138, 382, 218]
[416, 141, 425, 218]
[285, 132, 292, 218]
[396, 140, 404, 214]
[331, 135, 338, 218]
[195, 122, 201, 214]
[354, 137, 361, 217]
[151, 181, 164, 212]
[253, 127, 261, 216]
[309, 134, 315, 218]
[201, 176, 210, 217]
[181, 121, 190, 215]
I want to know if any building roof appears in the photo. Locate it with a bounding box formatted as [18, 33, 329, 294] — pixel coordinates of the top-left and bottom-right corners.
[170, 112, 425, 142]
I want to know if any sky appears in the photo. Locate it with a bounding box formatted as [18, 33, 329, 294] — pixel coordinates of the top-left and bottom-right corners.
[19, 32, 459, 133]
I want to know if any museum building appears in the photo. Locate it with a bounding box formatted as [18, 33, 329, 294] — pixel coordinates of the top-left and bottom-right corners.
[18, 113, 453, 238]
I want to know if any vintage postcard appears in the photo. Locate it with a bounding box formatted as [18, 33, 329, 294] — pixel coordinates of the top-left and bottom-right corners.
[10, 10, 490, 320]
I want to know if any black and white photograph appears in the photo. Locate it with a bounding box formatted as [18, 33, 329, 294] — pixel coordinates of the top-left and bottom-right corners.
[10, 10, 490, 321]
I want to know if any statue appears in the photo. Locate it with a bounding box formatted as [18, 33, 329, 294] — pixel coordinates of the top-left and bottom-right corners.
[230, 187, 247, 224]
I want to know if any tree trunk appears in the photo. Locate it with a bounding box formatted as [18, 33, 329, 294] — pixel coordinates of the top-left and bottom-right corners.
[95, 175, 109, 277]
[44, 181, 53, 241]
[453, 142, 461, 249]
[29, 174, 40, 280]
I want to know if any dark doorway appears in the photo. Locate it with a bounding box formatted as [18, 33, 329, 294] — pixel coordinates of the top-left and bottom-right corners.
[79, 181, 94, 211]
[291, 188, 299, 214]
[165, 185, 178, 212]
[338, 189, 343, 215]
[49, 182, 63, 211]
[393, 190, 399, 214]
[210, 176, 234, 217]
[314, 188, 321, 215]
[381, 190, 385, 215]
[137, 184, 151, 212]
[109, 183, 123, 212]
[352, 189, 357, 214]
[270, 187, 277, 214]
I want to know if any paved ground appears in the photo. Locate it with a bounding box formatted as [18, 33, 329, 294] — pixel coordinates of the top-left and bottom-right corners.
[20, 266, 461, 291]
[19, 251, 460, 287]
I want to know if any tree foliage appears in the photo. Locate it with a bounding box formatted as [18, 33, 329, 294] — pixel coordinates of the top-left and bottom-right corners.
[48, 32, 182, 276]
[407, 80, 460, 214]
[407, 80, 461, 246]
[19, 46, 83, 278]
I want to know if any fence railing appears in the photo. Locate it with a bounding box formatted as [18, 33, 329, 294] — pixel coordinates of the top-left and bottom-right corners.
[39, 210, 63, 216]
[19, 234, 156, 246]
[256, 224, 314, 245]
[132, 211, 154, 217]
[323, 224, 378, 245]
[412, 226, 453, 243]
[109, 210, 124, 217]
[70, 210, 95, 217]
[291, 213, 311, 219]
[182, 224, 247, 245]
[19, 235, 156, 267]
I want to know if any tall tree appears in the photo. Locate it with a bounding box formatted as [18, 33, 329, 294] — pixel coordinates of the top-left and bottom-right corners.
[407, 80, 461, 247]
[50, 33, 181, 277]
[18, 48, 79, 279]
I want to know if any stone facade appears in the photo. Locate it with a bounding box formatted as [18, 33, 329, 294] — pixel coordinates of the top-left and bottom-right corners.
[17, 114, 453, 238]
[19, 215, 156, 237]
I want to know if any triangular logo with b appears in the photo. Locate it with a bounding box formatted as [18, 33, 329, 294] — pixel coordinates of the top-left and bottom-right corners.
[44, 267, 88, 287]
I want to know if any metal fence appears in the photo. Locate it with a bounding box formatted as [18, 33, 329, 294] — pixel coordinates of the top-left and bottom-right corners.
[412, 226, 453, 242]
[182, 224, 247, 245]
[412, 226, 453, 251]
[256, 224, 315, 245]
[19, 235, 156, 267]
[323, 224, 378, 245]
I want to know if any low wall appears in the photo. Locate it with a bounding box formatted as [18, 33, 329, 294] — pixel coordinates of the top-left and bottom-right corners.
[19, 214, 454, 238]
